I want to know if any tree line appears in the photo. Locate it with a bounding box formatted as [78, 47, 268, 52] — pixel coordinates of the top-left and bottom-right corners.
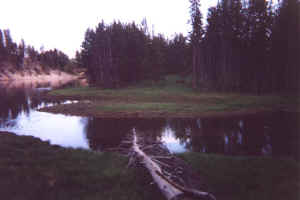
[0, 29, 71, 72]
[191, 0, 299, 94]
[78, 0, 299, 94]
[76, 20, 190, 87]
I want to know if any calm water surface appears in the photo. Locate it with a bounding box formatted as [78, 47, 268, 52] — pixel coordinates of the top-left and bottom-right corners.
[0, 83, 299, 160]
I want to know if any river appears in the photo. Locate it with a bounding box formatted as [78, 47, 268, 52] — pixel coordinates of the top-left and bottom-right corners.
[0, 82, 298, 160]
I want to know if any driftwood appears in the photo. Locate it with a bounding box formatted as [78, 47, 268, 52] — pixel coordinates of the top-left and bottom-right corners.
[133, 132, 183, 200]
[130, 129, 216, 200]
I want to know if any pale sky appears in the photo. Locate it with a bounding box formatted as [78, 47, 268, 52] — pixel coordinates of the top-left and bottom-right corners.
[0, 0, 218, 58]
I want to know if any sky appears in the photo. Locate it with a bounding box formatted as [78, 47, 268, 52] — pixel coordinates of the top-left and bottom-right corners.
[0, 0, 218, 58]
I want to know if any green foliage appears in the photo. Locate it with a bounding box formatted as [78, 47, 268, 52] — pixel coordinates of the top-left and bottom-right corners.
[195, 0, 299, 94]
[270, 0, 300, 92]
[0, 28, 73, 72]
[189, 0, 204, 45]
[78, 21, 190, 87]
[0, 29, 19, 67]
[166, 34, 190, 74]
[38, 49, 70, 70]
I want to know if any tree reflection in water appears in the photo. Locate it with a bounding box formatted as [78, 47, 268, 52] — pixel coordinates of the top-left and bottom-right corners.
[84, 113, 298, 160]
[0, 86, 63, 127]
[84, 118, 134, 151]
[166, 114, 298, 160]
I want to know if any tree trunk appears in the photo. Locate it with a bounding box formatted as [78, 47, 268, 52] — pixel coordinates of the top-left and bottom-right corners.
[131, 130, 216, 200]
[132, 131, 183, 200]
[192, 45, 198, 89]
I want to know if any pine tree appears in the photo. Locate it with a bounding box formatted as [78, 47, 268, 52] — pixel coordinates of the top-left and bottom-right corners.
[189, 0, 204, 88]
[0, 29, 5, 64]
[244, 0, 271, 93]
[81, 28, 96, 83]
[166, 34, 189, 74]
[17, 39, 25, 68]
[270, 0, 300, 93]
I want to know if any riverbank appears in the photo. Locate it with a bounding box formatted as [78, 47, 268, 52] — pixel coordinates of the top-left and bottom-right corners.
[0, 65, 87, 88]
[0, 131, 164, 200]
[1, 131, 299, 200]
[39, 76, 299, 118]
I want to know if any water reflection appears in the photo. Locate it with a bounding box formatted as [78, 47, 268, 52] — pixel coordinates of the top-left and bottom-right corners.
[166, 114, 299, 159]
[85, 118, 133, 151]
[0, 85, 65, 122]
[0, 82, 298, 160]
[83, 115, 298, 159]
[1, 111, 89, 149]
[161, 125, 188, 153]
[82, 115, 298, 159]
[0, 82, 87, 148]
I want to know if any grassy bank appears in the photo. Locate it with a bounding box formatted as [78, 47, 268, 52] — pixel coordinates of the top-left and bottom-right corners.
[40, 75, 299, 118]
[1, 131, 299, 200]
[180, 152, 300, 200]
[0, 132, 164, 200]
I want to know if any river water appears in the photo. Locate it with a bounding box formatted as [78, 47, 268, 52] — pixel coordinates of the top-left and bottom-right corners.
[0, 82, 299, 160]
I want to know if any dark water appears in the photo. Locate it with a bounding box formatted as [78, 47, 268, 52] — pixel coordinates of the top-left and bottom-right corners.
[0, 83, 299, 160]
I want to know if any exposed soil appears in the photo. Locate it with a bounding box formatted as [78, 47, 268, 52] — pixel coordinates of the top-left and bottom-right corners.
[0, 66, 87, 88]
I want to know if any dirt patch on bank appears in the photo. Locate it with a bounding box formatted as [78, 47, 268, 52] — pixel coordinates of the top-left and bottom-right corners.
[0, 69, 87, 88]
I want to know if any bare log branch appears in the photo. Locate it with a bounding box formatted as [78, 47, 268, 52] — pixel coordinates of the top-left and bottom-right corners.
[131, 129, 216, 200]
[132, 130, 183, 200]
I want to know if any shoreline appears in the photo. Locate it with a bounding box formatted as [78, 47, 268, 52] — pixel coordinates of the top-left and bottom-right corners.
[39, 102, 281, 119]
[37, 85, 298, 119]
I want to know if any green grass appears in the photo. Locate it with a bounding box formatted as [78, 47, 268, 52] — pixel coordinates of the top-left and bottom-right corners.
[2, 131, 299, 200]
[0, 132, 164, 200]
[43, 75, 300, 118]
[179, 152, 300, 200]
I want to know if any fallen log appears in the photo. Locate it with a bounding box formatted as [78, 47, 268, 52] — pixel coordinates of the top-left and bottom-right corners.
[132, 131, 183, 200]
[132, 129, 216, 200]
